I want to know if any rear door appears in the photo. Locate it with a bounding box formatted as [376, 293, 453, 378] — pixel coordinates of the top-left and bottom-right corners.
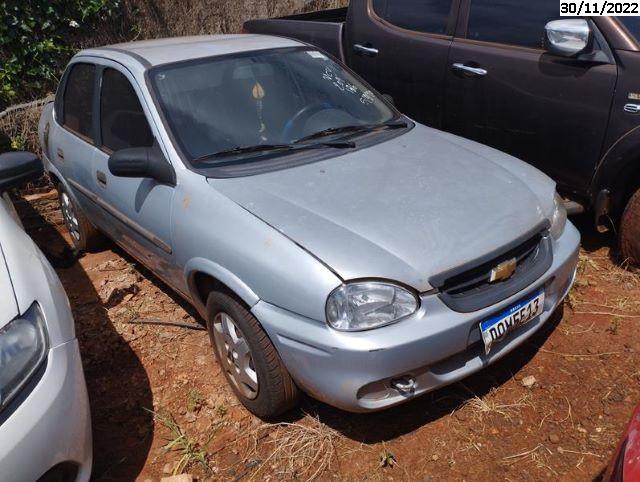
[345, 0, 460, 128]
[443, 0, 617, 193]
[49, 62, 102, 220]
[91, 61, 178, 282]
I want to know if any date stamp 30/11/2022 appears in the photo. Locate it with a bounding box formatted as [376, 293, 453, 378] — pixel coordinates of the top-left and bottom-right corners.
[561, 1, 640, 15]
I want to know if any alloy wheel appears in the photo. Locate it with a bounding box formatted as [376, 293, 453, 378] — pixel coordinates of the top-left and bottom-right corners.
[60, 192, 81, 242]
[212, 312, 259, 399]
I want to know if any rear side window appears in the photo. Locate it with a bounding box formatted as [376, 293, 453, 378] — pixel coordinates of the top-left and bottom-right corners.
[100, 68, 153, 152]
[63, 63, 96, 139]
[467, 0, 560, 48]
[372, 0, 452, 35]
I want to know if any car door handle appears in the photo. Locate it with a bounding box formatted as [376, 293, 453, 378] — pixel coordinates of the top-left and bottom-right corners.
[353, 44, 379, 57]
[624, 103, 640, 113]
[96, 170, 107, 187]
[452, 63, 488, 77]
[56, 148, 64, 160]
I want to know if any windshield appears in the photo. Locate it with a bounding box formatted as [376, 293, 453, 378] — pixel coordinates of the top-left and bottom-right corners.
[150, 48, 397, 164]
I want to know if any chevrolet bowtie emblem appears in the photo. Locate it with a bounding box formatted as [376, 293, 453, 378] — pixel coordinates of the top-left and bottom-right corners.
[490, 258, 517, 283]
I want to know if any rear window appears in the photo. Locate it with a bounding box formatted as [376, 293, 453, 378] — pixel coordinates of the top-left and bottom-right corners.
[63, 63, 96, 140]
[100, 68, 153, 152]
[372, 0, 452, 35]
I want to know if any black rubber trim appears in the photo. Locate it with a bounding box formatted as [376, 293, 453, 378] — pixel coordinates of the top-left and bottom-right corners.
[67, 179, 172, 254]
[429, 220, 550, 287]
[94, 47, 153, 69]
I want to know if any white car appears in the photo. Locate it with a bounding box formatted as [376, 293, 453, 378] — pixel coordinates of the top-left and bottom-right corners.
[0, 152, 91, 481]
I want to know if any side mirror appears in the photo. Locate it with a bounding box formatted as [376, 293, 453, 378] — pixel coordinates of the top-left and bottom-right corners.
[544, 19, 593, 57]
[108, 143, 176, 186]
[0, 151, 43, 192]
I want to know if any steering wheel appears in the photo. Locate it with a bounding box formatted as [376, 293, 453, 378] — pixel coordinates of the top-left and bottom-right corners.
[282, 101, 332, 142]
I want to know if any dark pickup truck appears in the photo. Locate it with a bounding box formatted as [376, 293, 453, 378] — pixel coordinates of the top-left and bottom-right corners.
[244, 0, 640, 264]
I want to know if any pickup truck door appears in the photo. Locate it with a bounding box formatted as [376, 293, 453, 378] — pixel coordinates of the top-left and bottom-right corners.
[89, 61, 179, 284]
[443, 0, 617, 193]
[345, 0, 460, 128]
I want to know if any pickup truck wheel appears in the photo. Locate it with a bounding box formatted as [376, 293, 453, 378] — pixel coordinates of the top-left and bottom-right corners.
[620, 187, 640, 266]
[58, 183, 103, 252]
[206, 291, 299, 419]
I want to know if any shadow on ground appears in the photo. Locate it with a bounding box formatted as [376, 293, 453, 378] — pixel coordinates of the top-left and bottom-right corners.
[14, 197, 154, 482]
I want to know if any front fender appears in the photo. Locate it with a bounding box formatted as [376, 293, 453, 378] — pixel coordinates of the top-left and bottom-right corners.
[184, 257, 260, 318]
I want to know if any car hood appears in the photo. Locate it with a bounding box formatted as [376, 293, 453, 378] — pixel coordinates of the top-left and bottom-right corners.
[0, 245, 19, 327]
[209, 124, 557, 291]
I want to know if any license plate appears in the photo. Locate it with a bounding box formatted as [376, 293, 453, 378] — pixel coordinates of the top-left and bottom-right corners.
[480, 290, 545, 354]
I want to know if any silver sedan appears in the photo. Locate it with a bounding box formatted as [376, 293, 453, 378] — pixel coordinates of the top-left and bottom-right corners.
[39, 35, 579, 417]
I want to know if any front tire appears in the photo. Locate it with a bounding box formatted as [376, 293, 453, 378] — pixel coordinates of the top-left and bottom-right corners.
[57, 183, 103, 252]
[620, 187, 640, 266]
[206, 291, 299, 419]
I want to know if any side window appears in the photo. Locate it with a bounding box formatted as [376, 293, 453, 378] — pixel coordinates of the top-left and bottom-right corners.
[63, 63, 96, 140]
[100, 68, 154, 152]
[372, 0, 452, 35]
[467, 0, 560, 48]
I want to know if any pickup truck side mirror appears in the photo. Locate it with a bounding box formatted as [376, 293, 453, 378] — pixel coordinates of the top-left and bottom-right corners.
[0, 151, 43, 192]
[544, 19, 593, 58]
[108, 143, 176, 186]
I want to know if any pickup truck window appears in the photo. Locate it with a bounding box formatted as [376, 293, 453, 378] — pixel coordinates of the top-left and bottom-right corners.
[619, 17, 640, 41]
[150, 48, 396, 163]
[467, 0, 560, 49]
[100, 68, 153, 152]
[372, 0, 452, 35]
[63, 63, 96, 140]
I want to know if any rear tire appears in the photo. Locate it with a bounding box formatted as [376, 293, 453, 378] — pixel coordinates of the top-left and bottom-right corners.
[620, 187, 640, 266]
[206, 291, 299, 419]
[57, 183, 103, 252]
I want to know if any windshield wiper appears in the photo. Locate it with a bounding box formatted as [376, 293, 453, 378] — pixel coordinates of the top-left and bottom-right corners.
[294, 120, 408, 144]
[193, 141, 356, 164]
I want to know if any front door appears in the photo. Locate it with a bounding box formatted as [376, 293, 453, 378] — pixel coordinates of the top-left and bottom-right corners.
[444, 0, 617, 193]
[346, 0, 459, 128]
[91, 62, 178, 283]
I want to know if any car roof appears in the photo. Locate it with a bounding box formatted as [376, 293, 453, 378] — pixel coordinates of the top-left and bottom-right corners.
[78, 34, 305, 70]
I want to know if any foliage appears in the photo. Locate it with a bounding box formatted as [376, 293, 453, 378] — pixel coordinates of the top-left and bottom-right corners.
[0, 0, 123, 108]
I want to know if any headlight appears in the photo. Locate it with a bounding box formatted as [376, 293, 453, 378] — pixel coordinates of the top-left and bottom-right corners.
[326, 281, 419, 331]
[550, 193, 568, 240]
[0, 302, 48, 412]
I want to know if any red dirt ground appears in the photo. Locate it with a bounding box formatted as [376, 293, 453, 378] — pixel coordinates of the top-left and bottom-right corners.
[16, 191, 640, 481]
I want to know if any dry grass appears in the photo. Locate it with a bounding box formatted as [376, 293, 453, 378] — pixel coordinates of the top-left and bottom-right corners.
[243, 415, 339, 481]
[0, 100, 46, 155]
[148, 409, 214, 476]
[500, 444, 558, 475]
[464, 390, 533, 422]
